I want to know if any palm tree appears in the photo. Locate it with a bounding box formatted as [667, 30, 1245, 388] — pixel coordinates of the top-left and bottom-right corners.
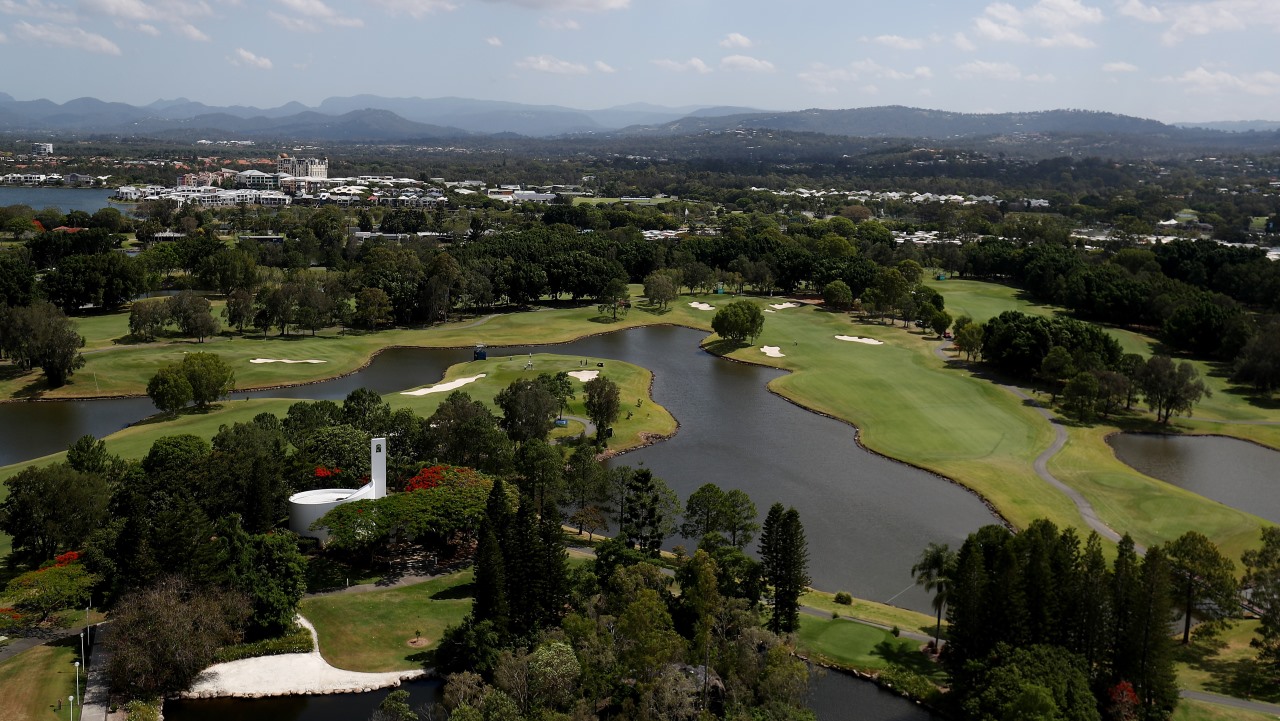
[912, 542, 957, 647]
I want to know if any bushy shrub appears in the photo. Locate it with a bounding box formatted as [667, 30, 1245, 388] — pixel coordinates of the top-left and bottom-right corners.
[833, 592, 852, 605]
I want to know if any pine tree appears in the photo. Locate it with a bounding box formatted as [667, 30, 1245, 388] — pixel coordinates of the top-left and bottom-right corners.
[536, 504, 569, 629]
[760, 503, 810, 634]
[1131, 547, 1180, 719]
[505, 495, 542, 639]
[472, 522, 508, 636]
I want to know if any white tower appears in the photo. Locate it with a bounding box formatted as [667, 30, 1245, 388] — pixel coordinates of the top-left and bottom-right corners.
[371, 437, 387, 499]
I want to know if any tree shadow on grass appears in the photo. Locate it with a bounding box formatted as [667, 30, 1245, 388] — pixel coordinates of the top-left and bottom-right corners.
[702, 338, 749, 357]
[1175, 638, 1280, 703]
[872, 639, 939, 678]
[588, 315, 627, 325]
[636, 304, 672, 316]
[429, 582, 475, 601]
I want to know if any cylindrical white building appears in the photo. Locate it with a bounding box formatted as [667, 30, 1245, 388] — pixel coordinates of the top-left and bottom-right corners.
[289, 437, 387, 541]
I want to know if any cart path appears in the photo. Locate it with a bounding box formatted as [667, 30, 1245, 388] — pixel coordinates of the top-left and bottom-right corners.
[932, 341, 1127, 544]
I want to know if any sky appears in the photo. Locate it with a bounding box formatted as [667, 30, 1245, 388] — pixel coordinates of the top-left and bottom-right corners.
[0, 0, 1277, 122]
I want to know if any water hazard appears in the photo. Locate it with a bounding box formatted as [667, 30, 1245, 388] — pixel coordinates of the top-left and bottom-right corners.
[1108, 433, 1280, 525]
[0, 326, 1001, 611]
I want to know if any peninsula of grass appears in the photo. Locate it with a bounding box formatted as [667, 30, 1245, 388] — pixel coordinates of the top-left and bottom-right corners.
[800, 589, 938, 638]
[387, 353, 677, 451]
[795, 615, 942, 679]
[299, 570, 474, 672]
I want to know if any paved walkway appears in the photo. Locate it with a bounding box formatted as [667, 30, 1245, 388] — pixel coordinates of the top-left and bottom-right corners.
[182, 615, 423, 699]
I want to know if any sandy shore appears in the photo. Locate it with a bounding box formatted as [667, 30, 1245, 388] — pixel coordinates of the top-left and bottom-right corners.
[182, 616, 424, 699]
[400, 373, 486, 396]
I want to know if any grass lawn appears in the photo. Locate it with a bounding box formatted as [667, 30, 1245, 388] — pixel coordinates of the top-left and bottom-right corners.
[800, 589, 939, 639]
[1173, 699, 1280, 721]
[795, 615, 942, 679]
[0, 639, 80, 721]
[299, 570, 474, 672]
[924, 278, 1056, 323]
[1174, 620, 1280, 704]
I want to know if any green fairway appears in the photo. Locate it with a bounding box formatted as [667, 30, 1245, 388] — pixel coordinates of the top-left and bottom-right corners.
[795, 615, 941, 678]
[923, 278, 1056, 323]
[299, 570, 474, 672]
[0, 640, 80, 721]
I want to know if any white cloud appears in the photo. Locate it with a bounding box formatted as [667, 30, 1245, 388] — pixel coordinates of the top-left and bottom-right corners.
[516, 54, 589, 74]
[594, 59, 616, 73]
[80, 0, 213, 41]
[973, 0, 1103, 47]
[954, 60, 1027, 81]
[1103, 60, 1138, 72]
[1170, 66, 1280, 95]
[0, 0, 76, 22]
[870, 34, 924, 50]
[720, 54, 775, 72]
[12, 20, 121, 54]
[271, 0, 363, 31]
[1116, 0, 1162, 22]
[652, 57, 712, 74]
[481, 0, 629, 10]
[1038, 31, 1095, 47]
[539, 17, 579, 29]
[369, 0, 457, 18]
[719, 32, 752, 48]
[486, 35, 502, 46]
[798, 59, 931, 93]
[229, 47, 272, 69]
[136, 22, 159, 35]
[953, 31, 976, 50]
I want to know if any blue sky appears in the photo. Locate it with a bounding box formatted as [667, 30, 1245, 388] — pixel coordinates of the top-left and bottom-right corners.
[0, 0, 1276, 122]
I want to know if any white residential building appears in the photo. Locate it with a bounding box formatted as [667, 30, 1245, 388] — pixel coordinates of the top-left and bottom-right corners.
[277, 154, 328, 179]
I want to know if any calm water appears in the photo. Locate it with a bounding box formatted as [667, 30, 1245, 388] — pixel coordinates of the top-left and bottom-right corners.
[0, 326, 1000, 610]
[0, 186, 117, 213]
[163, 669, 938, 721]
[1108, 433, 1280, 524]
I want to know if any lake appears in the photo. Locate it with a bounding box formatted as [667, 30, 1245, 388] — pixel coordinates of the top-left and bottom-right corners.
[0, 186, 118, 214]
[0, 326, 1001, 611]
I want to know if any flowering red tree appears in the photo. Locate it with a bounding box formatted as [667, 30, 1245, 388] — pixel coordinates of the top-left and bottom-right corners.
[1108, 681, 1139, 721]
[405, 465, 447, 492]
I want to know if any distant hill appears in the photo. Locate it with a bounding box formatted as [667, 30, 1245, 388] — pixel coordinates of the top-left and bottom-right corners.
[1174, 120, 1280, 133]
[619, 106, 1176, 139]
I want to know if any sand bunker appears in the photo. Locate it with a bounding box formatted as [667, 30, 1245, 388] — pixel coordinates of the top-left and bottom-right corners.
[764, 309, 776, 313]
[769, 302, 800, 310]
[760, 346, 785, 358]
[249, 358, 327, 364]
[567, 370, 600, 382]
[688, 302, 715, 310]
[400, 373, 486, 396]
[834, 335, 884, 345]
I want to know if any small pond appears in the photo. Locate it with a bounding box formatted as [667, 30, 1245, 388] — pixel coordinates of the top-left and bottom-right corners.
[1108, 433, 1280, 525]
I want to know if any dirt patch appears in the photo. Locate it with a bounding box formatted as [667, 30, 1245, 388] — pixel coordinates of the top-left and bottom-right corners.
[406, 638, 430, 649]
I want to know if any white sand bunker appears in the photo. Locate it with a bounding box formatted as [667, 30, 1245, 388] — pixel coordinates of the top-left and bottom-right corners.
[760, 346, 785, 358]
[769, 302, 800, 310]
[183, 616, 422, 699]
[688, 301, 716, 310]
[764, 309, 776, 313]
[835, 335, 884, 345]
[568, 370, 600, 382]
[249, 358, 327, 364]
[400, 373, 486, 396]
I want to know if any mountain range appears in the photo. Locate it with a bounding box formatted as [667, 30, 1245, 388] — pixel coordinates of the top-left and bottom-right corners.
[0, 93, 1276, 148]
